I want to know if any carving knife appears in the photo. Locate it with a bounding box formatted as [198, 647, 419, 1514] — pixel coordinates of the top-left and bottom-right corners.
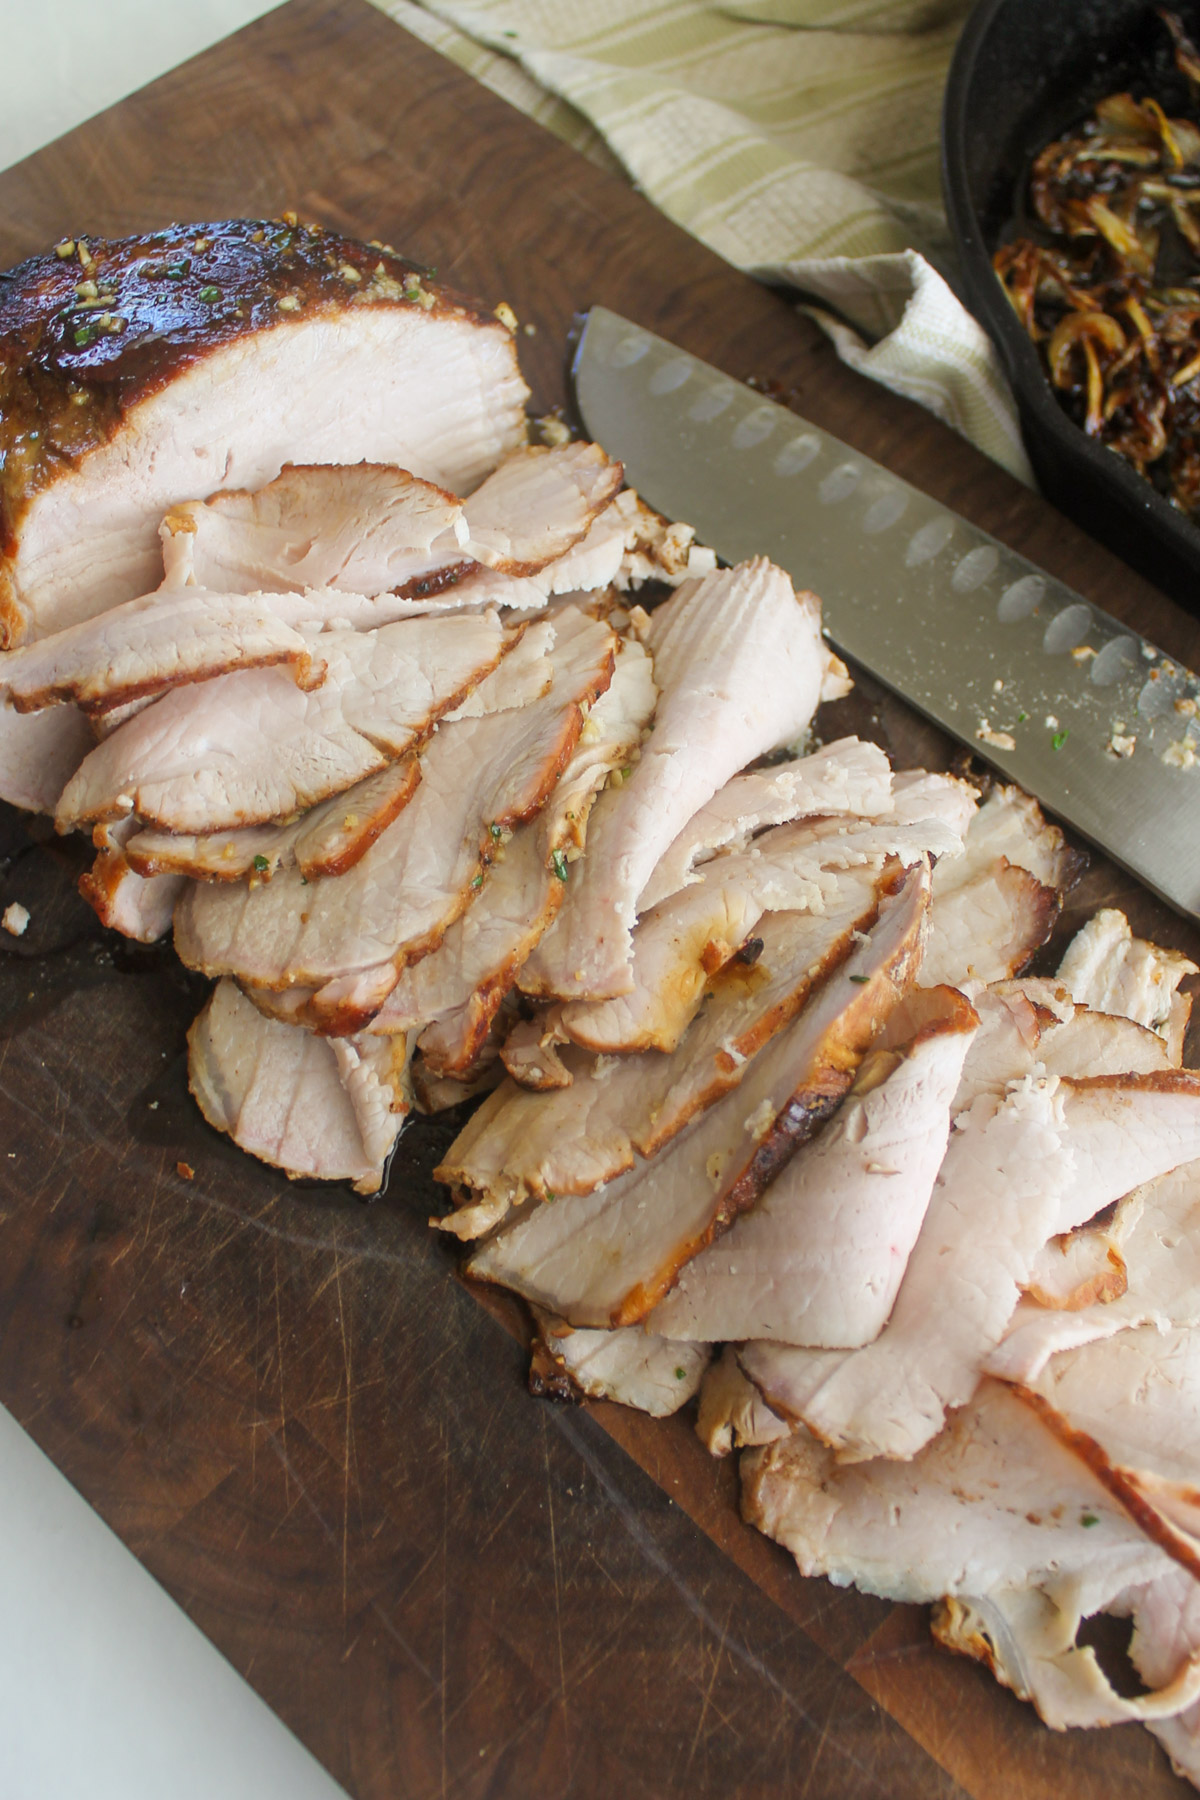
[572, 305, 1200, 922]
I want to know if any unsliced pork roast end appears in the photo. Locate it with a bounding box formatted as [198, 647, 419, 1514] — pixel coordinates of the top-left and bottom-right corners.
[0, 218, 530, 645]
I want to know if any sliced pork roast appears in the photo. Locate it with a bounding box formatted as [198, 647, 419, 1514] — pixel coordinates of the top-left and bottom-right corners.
[0, 220, 528, 650]
[160, 443, 622, 599]
[435, 865, 891, 1239]
[529, 1308, 710, 1416]
[189, 977, 410, 1193]
[922, 784, 1079, 988]
[174, 608, 617, 1011]
[57, 610, 516, 834]
[636, 737, 893, 912]
[742, 1380, 1200, 1737]
[0, 588, 323, 715]
[649, 986, 979, 1347]
[740, 1068, 1200, 1465]
[370, 636, 656, 1069]
[466, 862, 929, 1327]
[1058, 908, 1197, 1059]
[989, 1160, 1200, 1384]
[521, 559, 830, 1001]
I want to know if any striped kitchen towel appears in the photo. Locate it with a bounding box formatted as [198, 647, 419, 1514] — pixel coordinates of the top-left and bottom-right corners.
[371, 0, 1033, 484]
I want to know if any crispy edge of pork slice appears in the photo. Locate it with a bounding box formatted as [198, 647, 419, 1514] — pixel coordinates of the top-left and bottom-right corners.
[460, 443, 625, 576]
[695, 1345, 791, 1457]
[125, 755, 422, 884]
[464, 860, 929, 1329]
[636, 736, 895, 914]
[528, 1306, 710, 1417]
[185, 609, 618, 1015]
[646, 983, 980, 1348]
[522, 558, 828, 1001]
[78, 843, 186, 942]
[1013, 1377, 1200, 1588]
[432, 868, 888, 1238]
[0, 589, 323, 714]
[922, 858, 1061, 990]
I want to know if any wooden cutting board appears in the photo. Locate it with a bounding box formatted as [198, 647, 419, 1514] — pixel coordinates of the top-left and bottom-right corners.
[1, 5, 1198, 1796]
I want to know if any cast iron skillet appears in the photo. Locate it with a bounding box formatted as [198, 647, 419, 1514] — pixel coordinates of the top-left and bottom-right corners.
[943, 0, 1200, 613]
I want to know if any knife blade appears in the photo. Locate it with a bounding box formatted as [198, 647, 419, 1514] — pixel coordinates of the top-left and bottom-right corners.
[572, 305, 1200, 922]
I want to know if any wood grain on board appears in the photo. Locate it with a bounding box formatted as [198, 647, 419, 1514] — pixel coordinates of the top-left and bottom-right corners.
[0, 3, 1196, 1797]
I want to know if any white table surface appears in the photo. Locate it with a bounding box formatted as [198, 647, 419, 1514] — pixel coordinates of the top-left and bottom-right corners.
[1, 13, 352, 1795]
[0, 0, 282, 173]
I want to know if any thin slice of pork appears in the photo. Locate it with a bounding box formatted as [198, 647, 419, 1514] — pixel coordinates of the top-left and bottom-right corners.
[188, 977, 410, 1193]
[1058, 909, 1197, 1055]
[695, 1346, 791, 1457]
[923, 860, 1060, 989]
[0, 221, 529, 647]
[743, 1381, 1200, 1735]
[530, 1308, 710, 1417]
[174, 608, 617, 1003]
[125, 755, 421, 884]
[648, 986, 979, 1347]
[553, 808, 962, 1054]
[933, 1570, 1200, 1735]
[521, 560, 828, 1001]
[1013, 1325, 1200, 1579]
[741, 1069, 1200, 1464]
[79, 817, 186, 942]
[434, 868, 887, 1239]
[127, 621, 558, 885]
[457, 443, 623, 574]
[924, 782, 1080, 989]
[741, 1377, 1176, 1602]
[952, 982, 1169, 1111]
[0, 589, 321, 714]
[466, 861, 928, 1327]
[373, 637, 656, 1069]
[160, 462, 469, 594]
[161, 443, 622, 598]
[0, 703, 95, 814]
[636, 737, 894, 912]
[989, 1162, 1200, 1383]
[56, 610, 513, 833]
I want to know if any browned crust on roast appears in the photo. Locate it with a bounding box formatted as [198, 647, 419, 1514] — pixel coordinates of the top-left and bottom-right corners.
[299, 754, 422, 880]
[1025, 1242, 1128, 1311]
[608, 866, 928, 1327]
[997, 861, 1062, 976]
[1013, 1385, 1200, 1584]
[77, 848, 129, 926]
[929, 1598, 1011, 1686]
[632, 911, 881, 1163]
[0, 217, 512, 646]
[1062, 1069, 1200, 1095]
[418, 887, 568, 1081]
[302, 669, 615, 1033]
[527, 1335, 584, 1404]
[12, 641, 320, 715]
